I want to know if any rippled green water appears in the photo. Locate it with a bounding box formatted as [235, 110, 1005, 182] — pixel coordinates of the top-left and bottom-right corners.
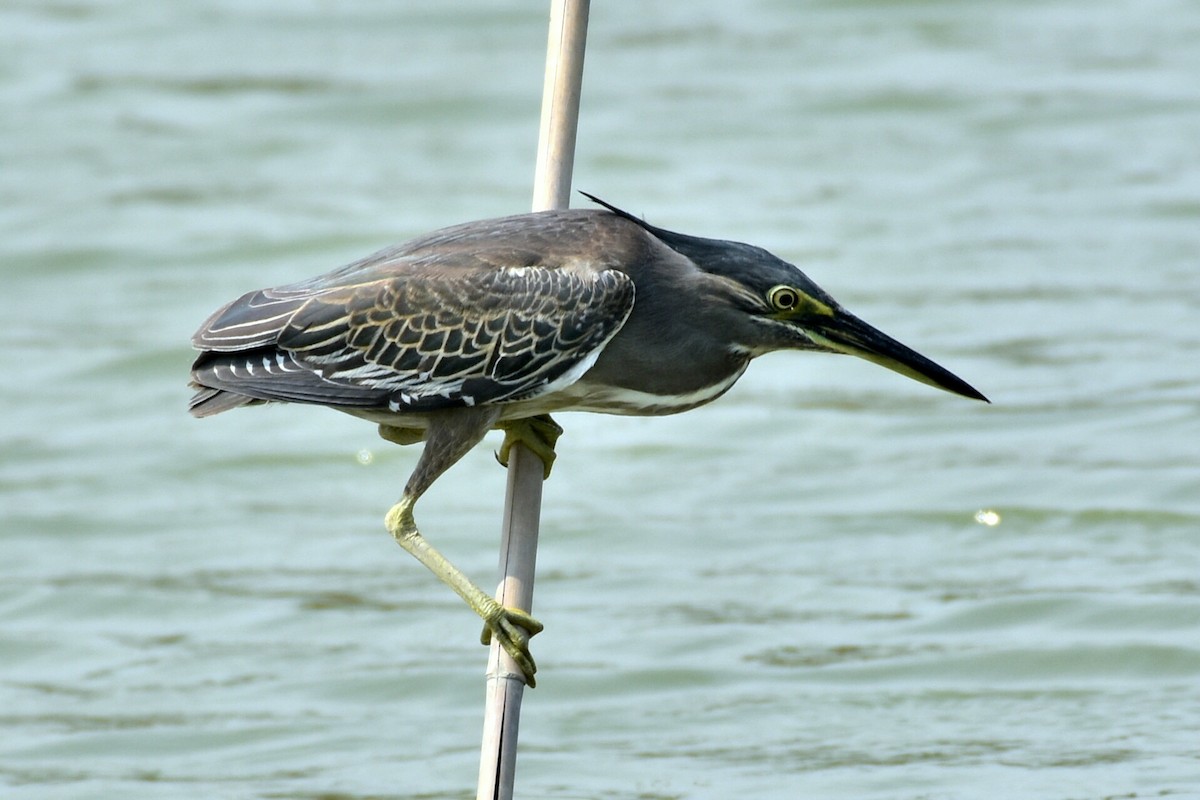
[3, 1, 1199, 798]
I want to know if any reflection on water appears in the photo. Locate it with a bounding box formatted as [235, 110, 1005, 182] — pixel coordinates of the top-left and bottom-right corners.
[974, 509, 1001, 527]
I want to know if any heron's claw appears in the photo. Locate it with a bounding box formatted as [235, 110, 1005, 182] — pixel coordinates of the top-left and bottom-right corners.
[480, 604, 544, 687]
[495, 414, 562, 479]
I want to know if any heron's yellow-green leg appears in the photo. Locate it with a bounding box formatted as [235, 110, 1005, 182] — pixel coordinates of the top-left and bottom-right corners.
[380, 412, 544, 685]
[384, 496, 543, 685]
[495, 414, 563, 479]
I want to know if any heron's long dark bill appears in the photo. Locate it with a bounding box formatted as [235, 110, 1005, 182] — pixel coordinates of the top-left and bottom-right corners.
[807, 312, 989, 402]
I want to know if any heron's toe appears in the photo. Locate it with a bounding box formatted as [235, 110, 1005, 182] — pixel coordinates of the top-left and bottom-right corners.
[378, 424, 425, 446]
[495, 415, 563, 479]
[480, 604, 544, 687]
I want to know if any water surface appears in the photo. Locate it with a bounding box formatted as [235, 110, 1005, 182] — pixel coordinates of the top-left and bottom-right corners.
[2, 1, 1198, 798]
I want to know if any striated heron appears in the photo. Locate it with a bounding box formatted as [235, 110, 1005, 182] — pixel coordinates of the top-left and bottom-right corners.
[189, 195, 987, 685]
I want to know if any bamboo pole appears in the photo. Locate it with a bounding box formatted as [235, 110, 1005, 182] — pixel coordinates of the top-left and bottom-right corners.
[475, 1, 590, 798]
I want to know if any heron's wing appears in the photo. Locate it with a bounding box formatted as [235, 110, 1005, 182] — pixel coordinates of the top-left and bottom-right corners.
[189, 265, 635, 415]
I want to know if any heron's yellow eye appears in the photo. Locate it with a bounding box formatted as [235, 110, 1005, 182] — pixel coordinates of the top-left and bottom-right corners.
[767, 285, 802, 312]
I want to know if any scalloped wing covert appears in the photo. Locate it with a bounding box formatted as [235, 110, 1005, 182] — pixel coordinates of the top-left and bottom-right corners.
[189, 265, 635, 416]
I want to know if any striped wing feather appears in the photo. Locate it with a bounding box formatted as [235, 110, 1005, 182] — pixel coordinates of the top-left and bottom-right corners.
[189, 265, 634, 416]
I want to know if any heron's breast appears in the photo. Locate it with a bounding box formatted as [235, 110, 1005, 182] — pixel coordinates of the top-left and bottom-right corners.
[527, 361, 750, 417]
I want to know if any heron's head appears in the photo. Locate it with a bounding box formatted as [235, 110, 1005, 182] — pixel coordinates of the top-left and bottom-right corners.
[585, 193, 988, 403]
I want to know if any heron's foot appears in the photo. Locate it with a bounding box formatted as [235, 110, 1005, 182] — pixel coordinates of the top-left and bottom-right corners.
[378, 424, 425, 446]
[495, 414, 563, 479]
[479, 600, 544, 687]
